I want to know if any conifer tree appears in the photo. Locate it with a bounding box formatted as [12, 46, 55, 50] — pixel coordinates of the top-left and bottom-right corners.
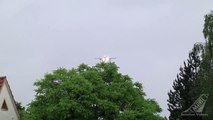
[167, 45, 202, 120]
[168, 11, 213, 120]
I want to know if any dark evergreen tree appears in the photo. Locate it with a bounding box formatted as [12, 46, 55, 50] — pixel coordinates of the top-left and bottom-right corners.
[167, 44, 202, 120]
[168, 11, 213, 120]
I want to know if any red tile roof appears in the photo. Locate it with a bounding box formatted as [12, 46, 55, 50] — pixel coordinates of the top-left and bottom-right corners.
[0, 76, 6, 91]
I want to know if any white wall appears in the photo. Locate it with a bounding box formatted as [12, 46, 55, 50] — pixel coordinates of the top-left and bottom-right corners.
[0, 83, 19, 120]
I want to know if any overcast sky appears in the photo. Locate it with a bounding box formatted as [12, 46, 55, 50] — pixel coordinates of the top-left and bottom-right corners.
[0, 0, 212, 117]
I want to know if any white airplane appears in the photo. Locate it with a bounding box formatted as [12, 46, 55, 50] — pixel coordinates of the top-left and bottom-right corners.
[96, 56, 116, 63]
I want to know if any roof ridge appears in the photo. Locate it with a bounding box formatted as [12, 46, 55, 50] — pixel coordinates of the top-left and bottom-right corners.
[0, 76, 6, 79]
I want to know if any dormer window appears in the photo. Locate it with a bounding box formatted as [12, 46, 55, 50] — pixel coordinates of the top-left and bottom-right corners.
[1, 99, 8, 111]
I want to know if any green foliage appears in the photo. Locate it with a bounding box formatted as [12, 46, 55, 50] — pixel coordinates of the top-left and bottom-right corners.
[16, 102, 26, 120]
[203, 11, 213, 58]
[196, 11, 213, 120]
[168, 11, 213, 120]
[167, 44, 202, 120]
[25, 62, 164, 120]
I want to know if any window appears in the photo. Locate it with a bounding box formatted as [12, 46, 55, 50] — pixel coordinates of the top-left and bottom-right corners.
[1, 99, 8, 111]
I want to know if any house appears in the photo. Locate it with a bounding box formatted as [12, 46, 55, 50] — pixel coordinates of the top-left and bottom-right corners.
[0, 76, 20, 120]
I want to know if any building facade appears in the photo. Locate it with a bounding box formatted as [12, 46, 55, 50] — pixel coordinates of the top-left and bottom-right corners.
[0, 76, 20, 120]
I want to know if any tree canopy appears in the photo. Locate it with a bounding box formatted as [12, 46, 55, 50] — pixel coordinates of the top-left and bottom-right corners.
[197, 11, 213, 120]
[168, 11, 213, 120]
[167, 44, 202, 120]
[24, 62, 164, 120]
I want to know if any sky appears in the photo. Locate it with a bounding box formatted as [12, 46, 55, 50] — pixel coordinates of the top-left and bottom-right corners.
[0, 0, 212, 117]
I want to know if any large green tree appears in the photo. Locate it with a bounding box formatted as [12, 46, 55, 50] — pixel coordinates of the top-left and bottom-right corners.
[167, 44, 202, 120]
[195, 11, 213, 120]
[24, 62, 163, 120]
[189, 11, 213, 120]
[168, 11, 213, 120]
